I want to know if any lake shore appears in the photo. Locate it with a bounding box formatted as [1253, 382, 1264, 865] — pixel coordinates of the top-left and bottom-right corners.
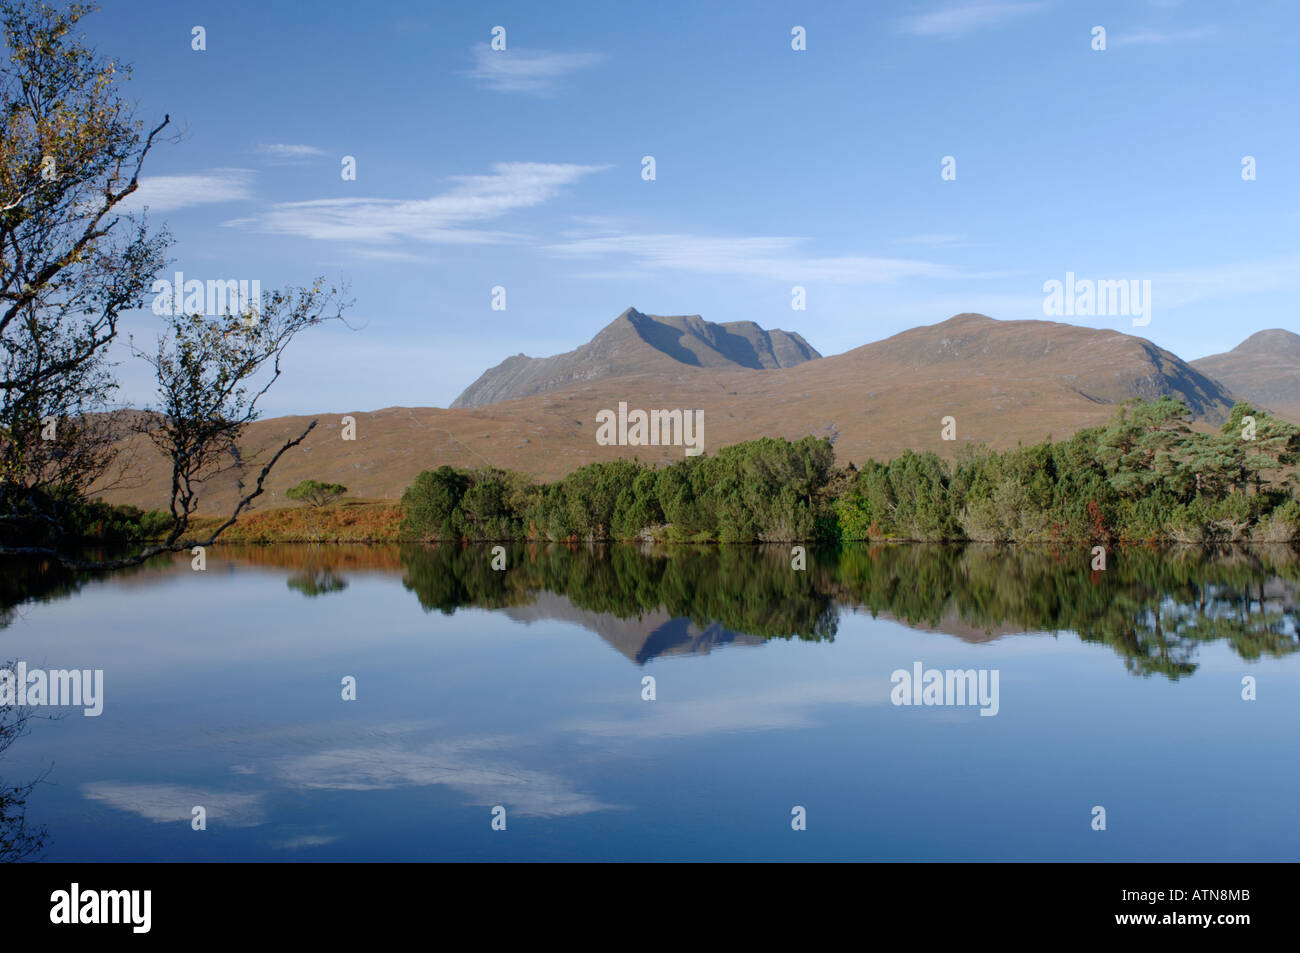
[182, 500, 1300, 546]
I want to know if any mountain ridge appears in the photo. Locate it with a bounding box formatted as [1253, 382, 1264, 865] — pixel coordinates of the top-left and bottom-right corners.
[95, 312, 1273, 514]
[451, 307, 820, 408]
[1191, 329, 1300, 422]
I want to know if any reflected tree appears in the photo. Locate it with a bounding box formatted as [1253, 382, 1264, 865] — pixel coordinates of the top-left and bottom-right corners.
[399, 541, 1299, 678]
[0, 676, 48, 861]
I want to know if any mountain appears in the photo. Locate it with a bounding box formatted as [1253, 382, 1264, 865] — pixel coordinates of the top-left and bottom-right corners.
[853, 312, 1235, 417]
[95, 313, 1240, 514]
[451, 307, 820, 408]
[503, 592, 763, 664]
[1190, 329, 1300, 423]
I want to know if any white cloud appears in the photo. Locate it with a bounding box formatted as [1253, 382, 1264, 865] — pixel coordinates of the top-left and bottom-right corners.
[548, 232, 961, 283]
[1110, 27, 1215, 46]
[892, 233, 966, 247]
[567, 269, 654, 281]
[348, 247, 440, 264]
[897, 1, 1048, 37]
[1014, 254, 1300, 320]
[465, 43, 607, 94]
[116, 168, 254, 213]
[1150, 254, 1300, 309]
[247, 161, 608, 244]
[255, 143, 326, 164]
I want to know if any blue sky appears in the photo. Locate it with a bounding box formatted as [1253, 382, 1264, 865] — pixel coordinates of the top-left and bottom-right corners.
[86, 0, 1299, 414]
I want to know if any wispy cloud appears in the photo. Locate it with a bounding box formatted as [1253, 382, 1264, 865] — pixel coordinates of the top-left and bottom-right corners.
[117, 168, 254, 213]
[1110, 26, 1215, 47]
[1150, 254, 1300, 309]
[548, 232, 961, 283]
[273, 736, 616, 817]
[566, 676, 894, 740]
[348, 247, 439, 264]
[273, 834, 339, 850]
[82, 782, 266, 827]
[892, 233, 966, 247]
[897, 1, 1048, 38]
[244, 161, 607, 244]
[465, 43, 607, 94]
[255, 143, 326, 164]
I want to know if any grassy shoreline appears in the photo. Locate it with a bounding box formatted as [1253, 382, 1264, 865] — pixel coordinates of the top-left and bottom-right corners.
[189, 500, 406, 543]
[180, 500, 1300, 546]
[107, 398, 1300, 548]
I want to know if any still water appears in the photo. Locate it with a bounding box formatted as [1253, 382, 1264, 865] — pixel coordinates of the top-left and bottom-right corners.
[2, 543, 1298, 861]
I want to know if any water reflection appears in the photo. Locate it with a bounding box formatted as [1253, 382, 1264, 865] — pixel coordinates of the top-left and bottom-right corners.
[286, 559, 349, 598]
[395, 542, 1300, 678]
[0, 696, 48, 861]
[4, 542, 1299, 678]
[2, 542, 1299, 861]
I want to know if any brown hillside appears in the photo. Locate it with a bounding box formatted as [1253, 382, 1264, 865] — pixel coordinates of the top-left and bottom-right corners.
[1190, 329, 1300, 424]
[94, 313, 1238, 514]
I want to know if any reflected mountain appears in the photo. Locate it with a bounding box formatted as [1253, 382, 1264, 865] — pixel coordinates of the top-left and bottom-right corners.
[4, 541, 1299, 678]
[399, 543, 836, 664]
[504, 591, 764, 664]
[396, 542, 1300, 678]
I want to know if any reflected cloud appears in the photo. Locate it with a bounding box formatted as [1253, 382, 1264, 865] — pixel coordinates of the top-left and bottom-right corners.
[81, 782, 266, 827]
[272, 735, 615, 818]
[568, 676, 893, 740]
[273, 834, 339, 850]
[83, 724, 618, 825]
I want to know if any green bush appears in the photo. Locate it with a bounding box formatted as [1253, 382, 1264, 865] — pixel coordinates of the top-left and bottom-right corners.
[399, 466, 467, 540]
[285, 479, 348, 508]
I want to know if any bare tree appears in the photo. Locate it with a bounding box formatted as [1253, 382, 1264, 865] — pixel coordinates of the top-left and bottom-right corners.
[0, 0, 171, 547]
[119, 282, 348, 569]
[0, 679, 48, 862]
[0, 2, 349, 567]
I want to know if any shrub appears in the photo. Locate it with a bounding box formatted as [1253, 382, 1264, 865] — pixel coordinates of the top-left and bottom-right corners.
[286, 479, 348, 508]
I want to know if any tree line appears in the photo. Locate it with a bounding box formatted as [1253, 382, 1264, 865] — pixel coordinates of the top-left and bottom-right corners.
[401, 397, 1300, 544]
